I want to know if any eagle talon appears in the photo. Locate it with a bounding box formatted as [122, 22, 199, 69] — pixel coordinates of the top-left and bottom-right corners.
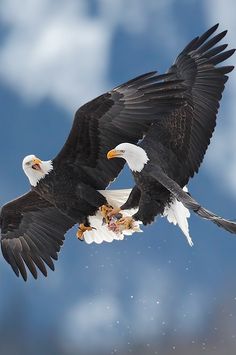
[100, 204, 122, 225]
[108, 207, 121, 219]
[76, 223, 96, 241]
[116, 216, 135, 230]
[100, 204, 114, 224]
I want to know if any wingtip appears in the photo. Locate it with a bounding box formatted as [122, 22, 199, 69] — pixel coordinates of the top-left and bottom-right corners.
[227, 65, 235, 73]
[206, 23, 220, 36]
[212, 23, 219, 31]
[14, 270, 20, 278]
[14, 267, 27, 281]
[19, 268, 27, 281]
[10, 264, 20, 278]
[220, 29, 228, 38]
[25, 269, 47, 281]
[40, 268, 48, 277]
[32, 271, 38, 280]
[225, 48, 236, 58]
[48, 262, 55, 271]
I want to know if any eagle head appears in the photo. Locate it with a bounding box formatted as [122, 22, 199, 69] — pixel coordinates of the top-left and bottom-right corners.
[22, 155, 53, 186]
[107, 143, 149, 172]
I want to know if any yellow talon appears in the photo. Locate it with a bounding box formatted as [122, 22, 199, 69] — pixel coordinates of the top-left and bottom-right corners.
[108, 207, 121, 218]
[76, 223, 94, 240]
[100, 204, 122, 224]
[116, 216, 134, 230]
[100, 204, 113, 224]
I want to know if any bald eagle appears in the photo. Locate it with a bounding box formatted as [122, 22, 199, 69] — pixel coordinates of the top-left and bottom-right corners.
[0, 24, 234, 281]
[107, 24, 236, 243]
[0, 61, 185, 281]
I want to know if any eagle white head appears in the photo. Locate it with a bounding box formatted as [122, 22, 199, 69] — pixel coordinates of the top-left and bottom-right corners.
[22, 155, 53, 187]
[107, 143, 149, 172]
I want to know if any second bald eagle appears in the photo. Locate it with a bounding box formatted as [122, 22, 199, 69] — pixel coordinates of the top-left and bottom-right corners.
[107, 24, 236, 241]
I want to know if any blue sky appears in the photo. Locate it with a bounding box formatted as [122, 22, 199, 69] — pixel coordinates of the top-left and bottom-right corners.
[0, 1, 236, 354]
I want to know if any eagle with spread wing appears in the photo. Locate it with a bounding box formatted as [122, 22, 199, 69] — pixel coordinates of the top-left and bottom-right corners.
[107, 24, 235, 245]
[0, 24, 234, 280]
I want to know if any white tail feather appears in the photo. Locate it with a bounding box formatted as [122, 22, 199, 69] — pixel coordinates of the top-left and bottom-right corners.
[98, 189, 134, 207]
[163, 186, 193, 246]
[83, 189, 141, 244]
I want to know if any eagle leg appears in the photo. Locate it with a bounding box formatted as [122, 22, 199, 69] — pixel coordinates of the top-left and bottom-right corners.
[116, 216, 135, 230]
[76, 223, 96, 241]
[108, 207, 122, 218]
[99, 204, 121, 224]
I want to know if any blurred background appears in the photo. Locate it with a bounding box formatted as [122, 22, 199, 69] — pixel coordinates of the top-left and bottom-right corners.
[0, 0, 236, 354]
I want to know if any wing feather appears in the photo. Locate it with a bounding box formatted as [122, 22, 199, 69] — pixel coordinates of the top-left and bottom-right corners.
[53, 71, 186, 189]
[0, 191, 75, 280]
[153, 24, 235, 185]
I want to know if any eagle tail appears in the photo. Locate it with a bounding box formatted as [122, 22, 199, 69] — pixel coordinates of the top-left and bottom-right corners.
[163, 186, 193, 246]
[194, 205, 236, 234]
[98, 188, 134, 208]
[149, 165, 236, 235]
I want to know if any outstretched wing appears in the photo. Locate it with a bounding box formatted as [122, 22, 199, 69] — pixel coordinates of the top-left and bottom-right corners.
[53, 72, 185, 189]
[147, 164, 236, 234]
[0, 191, 75, 280]
[148, 24, 234, 185]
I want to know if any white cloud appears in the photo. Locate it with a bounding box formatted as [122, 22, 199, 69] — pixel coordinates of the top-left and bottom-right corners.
[60, 260, 209, 351]
[63, 295, 121, 352]
[0, 0, 110, 112]
[0, 0, 181, 114]
[99, 0, 176, 36]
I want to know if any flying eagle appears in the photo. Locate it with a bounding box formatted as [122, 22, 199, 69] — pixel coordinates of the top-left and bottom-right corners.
[0, 24, 234, 281]
[107, 24, 236, 244]
[0, 58, 185, 281]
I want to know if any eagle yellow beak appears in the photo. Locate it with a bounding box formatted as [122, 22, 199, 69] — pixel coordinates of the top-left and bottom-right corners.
[32, 157, 42, 171]
[107, 149, 124, 159]
[33, 158, 42, 165]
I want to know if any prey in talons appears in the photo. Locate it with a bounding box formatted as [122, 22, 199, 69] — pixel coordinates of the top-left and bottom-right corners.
[117, 216, 134, 229]
[107, 214, 140, 235]
[99, 204, 122, 224]
[111, 216, 137, 232]
[99, 204, 139, 235]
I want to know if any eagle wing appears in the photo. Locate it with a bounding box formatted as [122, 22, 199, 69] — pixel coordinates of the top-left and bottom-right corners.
[0, 191, 75, 280]
[53, 71, 185, 189]
[149, 24, 234, 185]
